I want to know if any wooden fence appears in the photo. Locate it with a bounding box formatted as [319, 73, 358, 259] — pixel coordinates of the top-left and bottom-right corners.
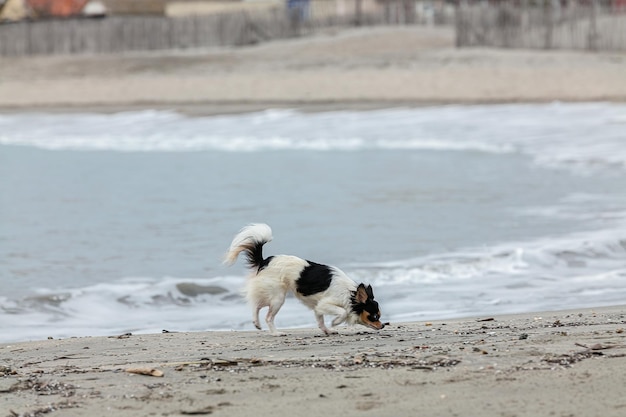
[456, 2, 626, 51]
[3, 1, 626, 56]
[0, 0, 455, 56]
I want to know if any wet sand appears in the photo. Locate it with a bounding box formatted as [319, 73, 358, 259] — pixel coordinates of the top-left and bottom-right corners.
[2, 306, 625, 416]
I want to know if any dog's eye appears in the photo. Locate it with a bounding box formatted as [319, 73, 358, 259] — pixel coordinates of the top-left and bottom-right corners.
[369, 314, 379, 322]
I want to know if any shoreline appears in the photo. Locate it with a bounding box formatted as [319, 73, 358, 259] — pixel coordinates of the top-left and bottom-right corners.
[2, 305, 625, 416]
[2, 96, 626, 118]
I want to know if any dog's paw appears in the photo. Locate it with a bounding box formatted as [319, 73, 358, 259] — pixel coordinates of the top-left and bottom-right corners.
[270, 331, 287, 337]
[323, 328, 339, 336]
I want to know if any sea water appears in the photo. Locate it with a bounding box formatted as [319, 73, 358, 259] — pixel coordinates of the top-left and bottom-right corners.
[1, 103, 625, 343]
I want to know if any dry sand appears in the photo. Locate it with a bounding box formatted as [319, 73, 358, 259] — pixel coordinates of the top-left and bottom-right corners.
[1, 306, 626, 416]
[1, 26, 626, 114]
[2, 26, 626, 416]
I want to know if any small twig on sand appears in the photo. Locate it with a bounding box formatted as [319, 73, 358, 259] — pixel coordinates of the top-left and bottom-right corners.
[126, 368, 164, 377]
[575, 342, 622, 351]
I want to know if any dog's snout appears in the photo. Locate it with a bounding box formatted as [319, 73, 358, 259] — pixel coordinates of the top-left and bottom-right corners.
[368, 321, 385, 330]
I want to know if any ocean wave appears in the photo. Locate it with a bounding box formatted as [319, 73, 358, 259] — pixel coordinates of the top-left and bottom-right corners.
[2, 225, 625, 343]
[0, 276, 253, 343]
[2, 275, 245, 312]
[347, 226, 626, 323]
[1, 103, 626, 173]
[356, 226, 626, 284]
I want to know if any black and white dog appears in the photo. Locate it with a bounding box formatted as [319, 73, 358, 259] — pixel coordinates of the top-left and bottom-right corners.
[224, 223, 384, 335]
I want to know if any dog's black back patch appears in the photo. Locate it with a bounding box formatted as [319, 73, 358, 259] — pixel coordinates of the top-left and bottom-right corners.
[296, 261, 333, 296]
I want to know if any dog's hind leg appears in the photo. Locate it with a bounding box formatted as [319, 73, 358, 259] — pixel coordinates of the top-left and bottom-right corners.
[265, 295, 286, 336]
[246, 287, 266, 330]
[252, 304, 263, 330]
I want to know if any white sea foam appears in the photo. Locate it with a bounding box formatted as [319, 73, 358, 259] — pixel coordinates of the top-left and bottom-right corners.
[0, 276, 250, 342]
[1, 103, 626, 173]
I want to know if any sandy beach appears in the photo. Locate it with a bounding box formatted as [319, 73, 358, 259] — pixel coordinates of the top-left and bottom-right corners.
[1, 26, 626, 114]
[2, 25, 626, 416]
[1, 306, 625, 416]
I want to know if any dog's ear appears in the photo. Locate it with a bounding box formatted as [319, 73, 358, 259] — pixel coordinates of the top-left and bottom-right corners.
[355, 284, 369, 304]
[366, 284, 374, 300]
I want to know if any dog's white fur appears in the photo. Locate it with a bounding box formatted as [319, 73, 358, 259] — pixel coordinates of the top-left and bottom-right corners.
[223, 223, 273, 266]
[224, 223, 382, 335]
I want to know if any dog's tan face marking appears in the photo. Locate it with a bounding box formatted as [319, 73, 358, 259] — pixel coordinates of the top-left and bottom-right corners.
[360, 310, 384, 330]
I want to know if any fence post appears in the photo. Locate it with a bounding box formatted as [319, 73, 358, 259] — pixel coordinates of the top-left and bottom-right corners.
[403, 0, 414, 24]
[355, 0, 363, 26]
[588, 0, 598, 51]
[454, 1, 467, 48]
[543, 0, 553, 49]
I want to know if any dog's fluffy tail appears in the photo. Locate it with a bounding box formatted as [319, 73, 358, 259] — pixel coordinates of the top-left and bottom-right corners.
[224, 223, 273, 269]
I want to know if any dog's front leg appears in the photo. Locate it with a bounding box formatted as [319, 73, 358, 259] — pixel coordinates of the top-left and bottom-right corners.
[315, 313, 337, 335]
[315, 303, 346, 335]
[331, 311, 348, 327]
